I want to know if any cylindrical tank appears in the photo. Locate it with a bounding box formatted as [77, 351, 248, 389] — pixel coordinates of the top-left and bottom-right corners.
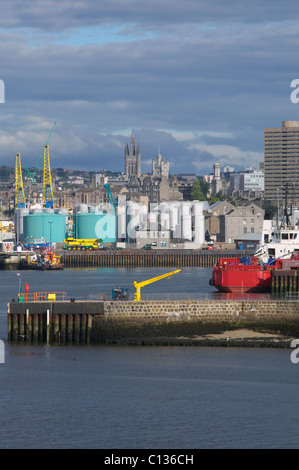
[95, 203, 111, 213]
[168, 202, 180, 237]
[23, 212, 67, 243]
[181, 202, 192, 241]
[55, 208, 68, 215]
[159, 203, 170, 230]
[126, 202, 141, 241]
[192, 201, 205, 244]
[117, 205, 126, 240]
[14, 208, 29, 243]
[76, 212, 116, 242]
[75, 204, 88, 214]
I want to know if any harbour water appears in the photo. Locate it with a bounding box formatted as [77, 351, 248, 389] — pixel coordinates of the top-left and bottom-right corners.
[1, 267, 299, 449]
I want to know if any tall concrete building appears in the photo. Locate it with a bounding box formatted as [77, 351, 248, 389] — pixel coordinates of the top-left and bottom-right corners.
[264, 121, 299, 204]
[124, 130, 141, 179]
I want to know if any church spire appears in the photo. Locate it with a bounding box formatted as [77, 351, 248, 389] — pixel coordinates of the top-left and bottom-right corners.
[130, 129, 135, 156]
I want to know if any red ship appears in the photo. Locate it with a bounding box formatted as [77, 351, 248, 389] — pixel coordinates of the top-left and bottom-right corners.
[209, 257, 268, 293]
[210, 255, 299, 293]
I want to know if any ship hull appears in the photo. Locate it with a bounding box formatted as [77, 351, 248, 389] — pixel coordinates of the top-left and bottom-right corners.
[211, 269, 272, 293]
[210, 257, 273, 293]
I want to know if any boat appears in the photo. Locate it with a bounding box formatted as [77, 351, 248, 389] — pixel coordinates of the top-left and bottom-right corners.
[210, 187, 299, 294]
[23, 238, 51, 250]
[254, 224, 299, 264]
[255, 183, 299, 264]
[21, 250, 64, 270]
[210, 222, 299, 294]
[0, 250, 37, 268]
[209, 256, 275, 293]
[210, 253, 299, 294]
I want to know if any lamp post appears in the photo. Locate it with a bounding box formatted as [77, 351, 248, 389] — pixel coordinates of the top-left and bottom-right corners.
[17, 273, 21, 301]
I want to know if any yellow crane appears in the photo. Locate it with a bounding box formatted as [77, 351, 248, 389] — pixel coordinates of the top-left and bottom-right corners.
[43, 144, 54, 208]
[15, 153, 26, 209]
[133, 269, 181, 301]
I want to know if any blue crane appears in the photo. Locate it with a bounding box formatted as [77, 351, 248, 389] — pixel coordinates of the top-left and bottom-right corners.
[105, 184, 118, 211]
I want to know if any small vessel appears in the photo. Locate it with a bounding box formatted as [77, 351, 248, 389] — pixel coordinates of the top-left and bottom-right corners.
[23, 238, 51, 250]
[0, 249, 37, 268]
[21, 250, 64, 270]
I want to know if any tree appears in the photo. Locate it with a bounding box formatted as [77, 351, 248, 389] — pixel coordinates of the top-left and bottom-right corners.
[191, 178, 209, 201]
[263, 204, 277, 220]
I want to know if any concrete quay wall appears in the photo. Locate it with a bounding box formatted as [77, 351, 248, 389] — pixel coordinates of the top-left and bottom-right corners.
[8, 300, 299, 345]
[102, 300, 299, 323]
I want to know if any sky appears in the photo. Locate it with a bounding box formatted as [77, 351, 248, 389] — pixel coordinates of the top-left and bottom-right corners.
[1, 1, 299, 176]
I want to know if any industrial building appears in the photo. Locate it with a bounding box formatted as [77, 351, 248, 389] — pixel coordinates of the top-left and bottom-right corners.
[13, 131, 205, 249]
[14, 197, 206, 250]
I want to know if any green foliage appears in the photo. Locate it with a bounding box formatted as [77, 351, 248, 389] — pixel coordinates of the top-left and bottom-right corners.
[262, 204, 277, 220]
[210, 193, 236, 206]
[191, 178, 209, 201]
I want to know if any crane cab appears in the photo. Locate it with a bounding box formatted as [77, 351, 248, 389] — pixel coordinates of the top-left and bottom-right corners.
[112, 288, 130, 301]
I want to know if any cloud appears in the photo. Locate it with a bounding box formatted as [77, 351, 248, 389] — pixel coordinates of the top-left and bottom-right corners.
[2, 1, 299, 32]
[0, 1, 299, 175]
[190, 143, 263, 173]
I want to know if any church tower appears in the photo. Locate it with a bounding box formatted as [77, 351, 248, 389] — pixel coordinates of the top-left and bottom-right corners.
[125, 130, 141, 178]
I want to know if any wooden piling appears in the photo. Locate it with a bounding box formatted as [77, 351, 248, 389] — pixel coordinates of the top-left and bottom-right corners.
[66, 314, 73, 344]
[61, 251, 247, 269]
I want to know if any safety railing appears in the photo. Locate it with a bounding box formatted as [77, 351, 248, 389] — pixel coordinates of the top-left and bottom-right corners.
[17, 292, 67, 302]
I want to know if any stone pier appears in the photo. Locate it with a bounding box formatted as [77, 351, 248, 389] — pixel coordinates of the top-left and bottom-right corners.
[7, 299, 299, 345]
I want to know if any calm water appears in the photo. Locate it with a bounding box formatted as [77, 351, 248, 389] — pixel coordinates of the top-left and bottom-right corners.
[0, 268, 298, 449]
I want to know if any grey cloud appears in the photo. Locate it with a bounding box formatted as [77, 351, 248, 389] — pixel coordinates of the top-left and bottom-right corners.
[1, 2, 299, 174]
[2, 1, 299, 31]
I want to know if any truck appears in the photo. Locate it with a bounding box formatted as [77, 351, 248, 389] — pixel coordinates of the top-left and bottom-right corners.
[63, 237, 102, 251]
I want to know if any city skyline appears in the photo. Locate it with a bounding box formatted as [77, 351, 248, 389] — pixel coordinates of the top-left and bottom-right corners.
[1, 1, 299, 175]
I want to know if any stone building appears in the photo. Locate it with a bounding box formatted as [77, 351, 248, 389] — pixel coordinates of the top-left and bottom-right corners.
[211, 162, 222, 195]
[54, 187, 108, 208]
[139, 176, 183, 205]
[205, 200, 235, 241]
[152, 152, 169, 179]
[219, 202, 264, 244]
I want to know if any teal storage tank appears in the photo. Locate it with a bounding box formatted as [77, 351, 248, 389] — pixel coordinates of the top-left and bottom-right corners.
[23, 212, 67, 243]
[75, 212, 116, 242]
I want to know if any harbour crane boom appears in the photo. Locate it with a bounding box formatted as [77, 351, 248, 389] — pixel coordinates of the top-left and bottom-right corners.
[105, 183, 118, 211]
[43, 144, 54, 208]
[25, 121, 56, 183]
[15, 153, 26, 209]
[133, 269, 181, 301]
